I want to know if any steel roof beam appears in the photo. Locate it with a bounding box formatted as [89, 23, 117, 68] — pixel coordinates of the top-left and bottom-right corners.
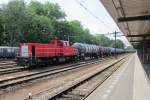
[130, 40, 150, 42]
[118, 15, 150, 22]
[130, 41, 141, 42]
[127, 34, 150, 37]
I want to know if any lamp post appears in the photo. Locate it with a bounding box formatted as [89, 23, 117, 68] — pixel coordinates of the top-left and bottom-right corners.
[114, 31, 117, 58]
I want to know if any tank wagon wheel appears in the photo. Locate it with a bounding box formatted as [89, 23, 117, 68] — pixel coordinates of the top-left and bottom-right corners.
[74, 56, 78, 62]
[82, 56, 85, 60]
[95, 55, 99, 59]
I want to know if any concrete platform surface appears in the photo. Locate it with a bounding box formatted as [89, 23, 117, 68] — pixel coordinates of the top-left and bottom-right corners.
[85, 53, 150, 100]
[143, 64, 150, 80]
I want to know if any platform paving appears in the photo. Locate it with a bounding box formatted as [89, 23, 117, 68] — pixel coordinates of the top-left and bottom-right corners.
[85, 53, 150, 100]
[143, 64, 150, 80]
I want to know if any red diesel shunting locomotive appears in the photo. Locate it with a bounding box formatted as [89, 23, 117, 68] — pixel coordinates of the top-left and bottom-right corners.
[17, 40, 78, 67]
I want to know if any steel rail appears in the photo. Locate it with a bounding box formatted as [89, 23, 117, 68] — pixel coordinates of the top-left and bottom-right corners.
[0, 58, 106, 89]
[39, 55, 129, 100]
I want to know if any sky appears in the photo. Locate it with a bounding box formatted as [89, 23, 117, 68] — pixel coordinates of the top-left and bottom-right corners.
[0, 0, 130, 46]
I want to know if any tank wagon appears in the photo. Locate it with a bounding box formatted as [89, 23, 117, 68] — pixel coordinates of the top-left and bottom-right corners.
[0, 46, 19, 59]
[17, 39, 126, 68]
[73, 43, 102, 60]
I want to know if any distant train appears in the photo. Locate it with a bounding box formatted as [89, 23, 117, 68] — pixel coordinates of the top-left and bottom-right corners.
[17, 39, 127, 68]
[0, 46, 19, 59]
[73, 43, 125, 60]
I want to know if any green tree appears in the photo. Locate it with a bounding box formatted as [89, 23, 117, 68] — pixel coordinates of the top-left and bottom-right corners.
[53, 21, 70, 40]
[25, 1, 66, 43]
[0, 0, 125, 49]
[27, 15, 53, 43]
[95, 34, 111, 46]
[2, 0, 30, 45]
[0, 10, 5, 45]
[68, 20, 89, 43]
[115, 39, 124, 49]
[95, 34, 125, 49]
[27, 1, 65, 20]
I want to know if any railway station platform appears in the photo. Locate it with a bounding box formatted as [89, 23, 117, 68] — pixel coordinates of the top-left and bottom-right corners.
[85, 53, 150, 100]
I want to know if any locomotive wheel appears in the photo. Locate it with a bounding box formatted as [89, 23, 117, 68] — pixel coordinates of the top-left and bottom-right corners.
[74, 56, 78, 62]
[82, 56, 85, 60]
[24, 63, 30, 69]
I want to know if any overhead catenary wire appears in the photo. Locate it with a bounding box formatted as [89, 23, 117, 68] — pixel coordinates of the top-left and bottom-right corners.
[74, 0, 128, 47]
[74, 0, 113, 32]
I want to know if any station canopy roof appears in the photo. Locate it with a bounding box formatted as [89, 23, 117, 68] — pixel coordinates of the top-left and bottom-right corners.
[100, 0, 150, 48]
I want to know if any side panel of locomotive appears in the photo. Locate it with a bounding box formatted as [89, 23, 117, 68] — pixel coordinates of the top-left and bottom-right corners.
[17, 40, 77, 67]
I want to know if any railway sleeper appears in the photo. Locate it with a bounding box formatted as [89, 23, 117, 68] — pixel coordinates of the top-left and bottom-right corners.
[62, 93, 83, 100]
[47, 55, 129, 100]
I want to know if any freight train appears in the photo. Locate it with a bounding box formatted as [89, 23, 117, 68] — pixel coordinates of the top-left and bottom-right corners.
[17, 39, 125, 68]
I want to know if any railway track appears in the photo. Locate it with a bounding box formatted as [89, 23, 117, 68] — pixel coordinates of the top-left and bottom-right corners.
[0, 57, 104, 76]
[0, 58, 100, 75]
[0, 59, 16, 63]
[0, 55, 126, 90]
[0, 60, 17, 69]
[0, 67, 25, 75]
[0, 63, 17, 69]
[0, 60, 24, 74]
[32, 55, 129, 100]
[0, 57, 109, 89]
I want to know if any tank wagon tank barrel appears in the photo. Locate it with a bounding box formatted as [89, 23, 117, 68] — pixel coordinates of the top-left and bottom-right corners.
[0, 46, 19, 59]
